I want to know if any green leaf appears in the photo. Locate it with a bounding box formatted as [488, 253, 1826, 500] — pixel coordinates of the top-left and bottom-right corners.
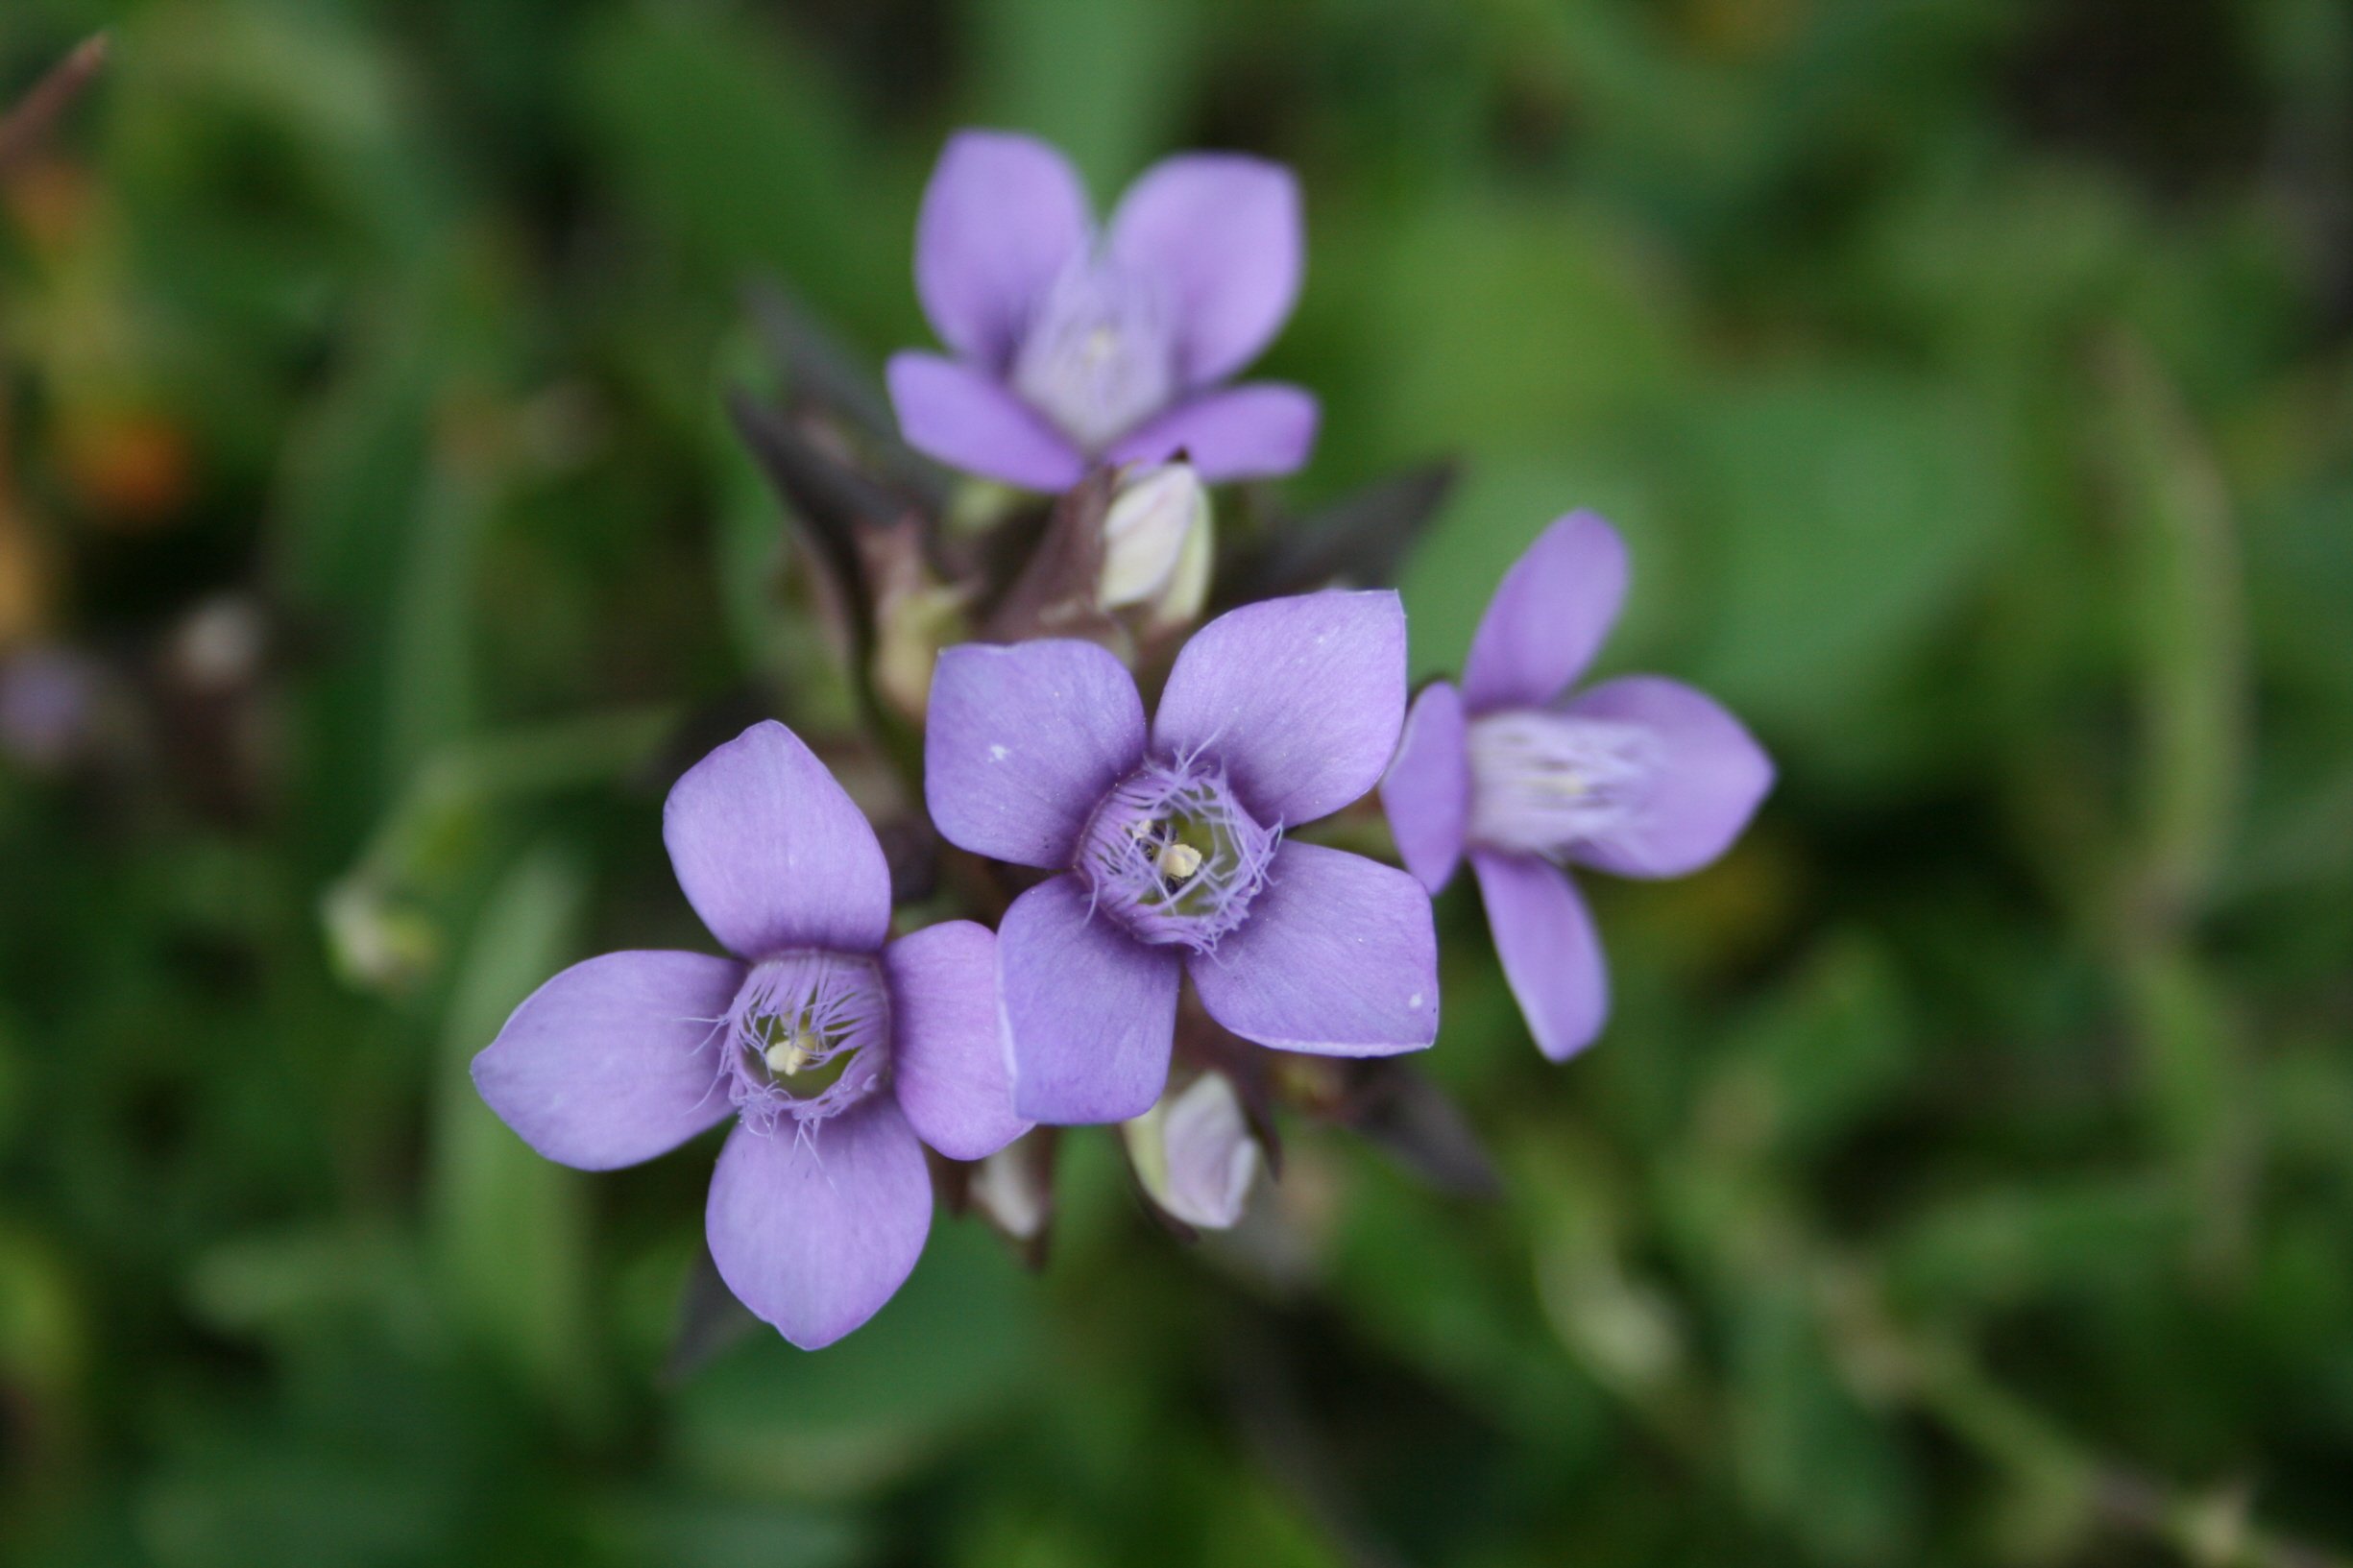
[574, 4, 907, 343]
[1884, 1179, 2179, 1316]
[966, 0, 1202, 190]
[597, 1494, 869, 1568]
[0, 1004, 19, 1153]
[672, 1218, 1040, 1497]
[0, 1218, 80, 1423]
[137, 1443, 462, 1568]
[380, 455, 497, 785]
[1729, 1284, 1919, 1565]
[1328, 1156, 1602, 1442]
[1399, 455, 1661, 682]
[1690, 368, 2007, 728]
[1714, 932, 1912, 1160]
[425, 843, 598, 1418]
[2100, 335, 2248, 920]
[272, 304, 438, 842]
[1349, 197, 1692, 462]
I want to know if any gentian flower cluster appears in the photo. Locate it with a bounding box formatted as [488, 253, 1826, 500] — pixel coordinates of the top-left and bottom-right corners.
[473, 130, 1771, 1351]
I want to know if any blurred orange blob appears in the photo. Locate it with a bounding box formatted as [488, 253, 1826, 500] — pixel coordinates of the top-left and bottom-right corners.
[1, 156, 93, 254]
[0, 495, 56, 645]
[58, 407, 194, 526]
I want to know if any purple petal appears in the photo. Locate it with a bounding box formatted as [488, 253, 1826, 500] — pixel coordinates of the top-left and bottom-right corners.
[1462, 510, 1629, 713]
[1562, 676, 1773, 880]
[999, 875, 1181, 1123]
[925, 639, 1147, 868]
[1107, 153, 1302, 386]
[472, 951, 741, 1171]
[1379, 681, 1470, 895]
[1469, 850, 1608, 1061]
[1152, 591, 1406, 829]
[915, 130, 1092, 372]
[664, 721, 892, 961]
[1189, 842, 1438, 1055]
[705, 1097, 933, 1350]
[885, 352, 1087, 491]
[883, 920, 1030, 1161]
[1104, 383, 1319, 482]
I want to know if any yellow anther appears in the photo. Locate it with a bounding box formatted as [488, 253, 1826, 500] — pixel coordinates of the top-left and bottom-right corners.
[1155, 841, 1204, 883]
[764, 1030, 818, 1076]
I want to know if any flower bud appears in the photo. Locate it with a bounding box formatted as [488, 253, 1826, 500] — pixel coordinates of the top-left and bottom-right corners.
[1123, 1071, 1261, 1231]
[322, 880, 442, 996]
[970, 1138, 1052, 1242]
[1097, 462, 1211, 628]
[866, 520, 971, 722]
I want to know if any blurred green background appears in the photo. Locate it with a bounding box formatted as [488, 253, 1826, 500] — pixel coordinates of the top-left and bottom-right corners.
[5, 0, 2352, 1563]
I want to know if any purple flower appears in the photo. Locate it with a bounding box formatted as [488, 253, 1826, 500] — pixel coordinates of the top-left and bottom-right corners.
[925, 591, 1439, 1123]
[472, 721, 1028, 1349]
[886, 130, 1318, 492]
[1380, 512, 1773, 1060]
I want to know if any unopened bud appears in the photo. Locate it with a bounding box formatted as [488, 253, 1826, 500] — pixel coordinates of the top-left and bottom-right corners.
[867, 519, 972, 721]
[321, 880, 443, 996]
[1123, 1072, 1261, 1231]
[970, 1138, 1052, 1242]
[1098, 462, 1211, 628]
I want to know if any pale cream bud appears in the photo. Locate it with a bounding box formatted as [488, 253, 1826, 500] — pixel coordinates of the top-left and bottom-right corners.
[971, 1140, 1051, 1242]
[1097, 462, 1212, 627]
[321, 880, 441, 996]
[1123, 1072, 1261, 1230]
[867, 518, 973, 724]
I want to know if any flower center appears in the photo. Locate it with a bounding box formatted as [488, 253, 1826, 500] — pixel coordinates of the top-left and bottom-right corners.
[1075, 757, 1276, 952]
[1465, 709, 1654, 860]
[1010, 260, 1176, 452]
[722, 951, 891, 1132]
